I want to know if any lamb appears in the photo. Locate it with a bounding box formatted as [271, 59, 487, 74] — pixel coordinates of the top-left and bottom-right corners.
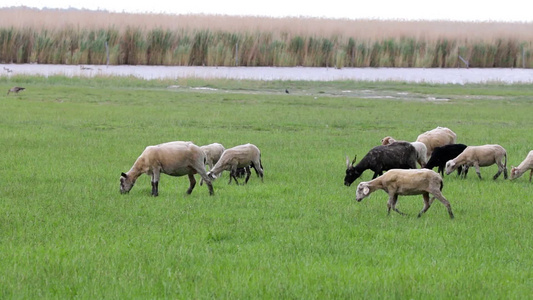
[416, 126, 457, 158]
[355, 169, 454, 219]
[207, 143, 264, 185]
[381, 136, 428, 168]
[510, 150, 533, 182]
[445, 144, 508, 180]
[119, 141, 214, 196]
[425, 143, 468, 176]
[344, 142, 417, 186]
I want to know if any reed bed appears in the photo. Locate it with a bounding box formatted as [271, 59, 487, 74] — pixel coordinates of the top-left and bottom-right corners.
[1, 7, 533, 67]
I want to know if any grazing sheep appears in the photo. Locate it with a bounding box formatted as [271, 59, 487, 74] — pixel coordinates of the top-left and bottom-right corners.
[381, 136, 428, 168]
[445, 144, 508, 180]
[425, 143, 468, 176]
[416, 127, 457, 158]
[199, 143, 225, 186]
[510, 150, 533, 182]
[7, 86, 25, 95]
[199, 143, 225, 170]
[355, 169, 454, 219]
[207, 143, 264, 185]
[344, 142, 417, 186]
[120, 141, 214, 196]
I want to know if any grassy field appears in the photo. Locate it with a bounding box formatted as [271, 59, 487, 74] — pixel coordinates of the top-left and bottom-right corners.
[1, 75, 533, 298]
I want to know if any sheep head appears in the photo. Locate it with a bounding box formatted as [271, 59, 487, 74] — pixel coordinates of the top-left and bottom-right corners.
[355, 182, 371, 202]
[207, 171, 217, 180]
[119, 172, 135, 194]
[381, 136, 396, 145]
[344, 155, 361, 187]
[510, 166, 519, 180]
[444, 160, 456, 175]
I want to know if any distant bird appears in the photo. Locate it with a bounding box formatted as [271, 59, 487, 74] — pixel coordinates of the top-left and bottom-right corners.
[7, 87, 25, 95]
[285, 89, 289, 94]
[80, 65, 93, 70]
[3, 67, 13, 73]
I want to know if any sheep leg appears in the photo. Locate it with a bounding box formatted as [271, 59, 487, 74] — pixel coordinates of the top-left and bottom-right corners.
[151, 181, 159, 196]
[438, 166, 444, 176]
[244, 166, 252, 184]
[417, 193, 432, 218]
[151, 171, 160, 196]
[473, 163, 482, 179]
[229, 166, 239, 185]
[186, 174, 196, 194]
[461, 165, 469, 178]
[503, 165, 508, 180]
[529, 170, 533, 182]
[493, 162, 504, 180]
[388, 194, 406, 216]
[457, 166, 463, 177]
[251, 160, 264, 182]
[431, 190, 454, 219]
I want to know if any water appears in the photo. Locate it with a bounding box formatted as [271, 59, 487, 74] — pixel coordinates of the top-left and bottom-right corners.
[2, 64, 533, 84]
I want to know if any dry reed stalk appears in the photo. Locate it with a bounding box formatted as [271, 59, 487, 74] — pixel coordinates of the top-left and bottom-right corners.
[2, 7, 533, 41]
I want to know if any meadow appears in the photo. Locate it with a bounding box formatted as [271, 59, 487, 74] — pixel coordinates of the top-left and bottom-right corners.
[1, 7, 533, 68]
[1, 75, 533, 298]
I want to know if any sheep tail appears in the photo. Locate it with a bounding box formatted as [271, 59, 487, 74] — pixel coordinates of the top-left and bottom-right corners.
[504, 152, 508, 168]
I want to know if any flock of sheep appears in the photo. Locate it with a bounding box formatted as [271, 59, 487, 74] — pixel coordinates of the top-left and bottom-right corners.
[119, 127, 533, 220]
[119, 141, 263, 197]
[344, 126, 533, 219]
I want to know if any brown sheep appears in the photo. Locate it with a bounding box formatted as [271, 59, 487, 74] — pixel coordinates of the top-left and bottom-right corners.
[445, 144, 507, 180]
[355, 169, 454, 219]
[416, 127, 457, 158]
[120, 141, 214, 196]
[207, 143, 264, 185]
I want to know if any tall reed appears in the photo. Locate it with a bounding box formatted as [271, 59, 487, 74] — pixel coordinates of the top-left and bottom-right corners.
[0, 8, 532, 68]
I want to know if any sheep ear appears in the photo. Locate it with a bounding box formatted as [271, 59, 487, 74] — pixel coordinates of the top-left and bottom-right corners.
[363, 186, 370, 195]
[352, 155, 357, 165]
[345, 155, 351, 168]
[121, 172, 128, 178]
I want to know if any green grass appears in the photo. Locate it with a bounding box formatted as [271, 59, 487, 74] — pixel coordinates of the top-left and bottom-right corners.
[1, 76, 533, 298]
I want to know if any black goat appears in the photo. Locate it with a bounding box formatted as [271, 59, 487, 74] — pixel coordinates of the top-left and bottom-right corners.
[425, 143, 467, 176]
[344, 142, 417, 186]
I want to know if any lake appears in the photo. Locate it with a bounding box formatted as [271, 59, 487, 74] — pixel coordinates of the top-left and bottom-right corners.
[2, 64, 533, 84]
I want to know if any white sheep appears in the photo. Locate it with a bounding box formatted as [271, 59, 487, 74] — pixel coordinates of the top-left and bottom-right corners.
[381, 136, 428, 168]
[199, 143, 225, 170]
[120, 141, 214, 196]
[510, 150, 533, 182]
[445, 144, 508, 180]
[199, 143, 225, 186]
[207, 143, 264, 185]
[355, 169, 454, 218]
[416, 126, 457, 158]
